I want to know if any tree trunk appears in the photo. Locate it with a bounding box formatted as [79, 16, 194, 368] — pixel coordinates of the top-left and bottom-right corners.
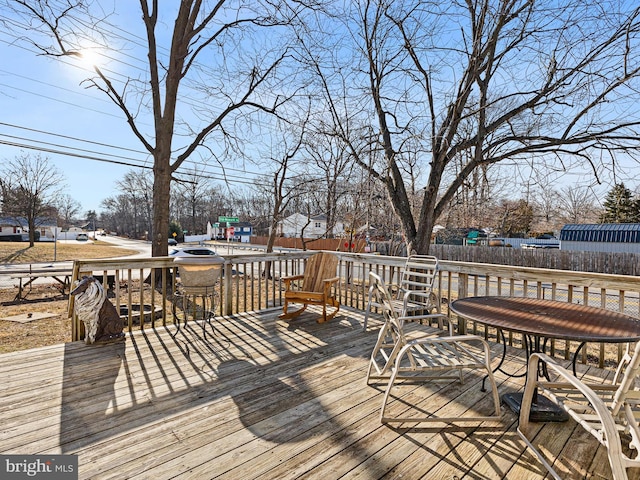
[414, 160, 446, 255]
[27, 217, 36, 248]
[151, 153, 172, 258]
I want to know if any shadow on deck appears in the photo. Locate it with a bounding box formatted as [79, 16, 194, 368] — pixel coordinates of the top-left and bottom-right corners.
[0, 306, 633, 479]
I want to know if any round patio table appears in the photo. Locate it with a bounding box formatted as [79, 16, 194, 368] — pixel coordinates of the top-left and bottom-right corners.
[450, 296, 640, 343]
[450, 296, 640, 421]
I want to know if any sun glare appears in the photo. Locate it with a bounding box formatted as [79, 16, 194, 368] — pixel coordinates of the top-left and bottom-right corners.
[78, 48, 101, 70]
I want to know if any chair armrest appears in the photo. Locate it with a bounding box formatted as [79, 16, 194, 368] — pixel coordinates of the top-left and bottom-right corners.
[282, 274, 305, 281]
[402, 289, 433, 301]
[518, 353, 621, 446]
[401, 289, 439, 311]
[282, 274, 304, 289]
[323, 276, 340, 285]
[398, 313, 452, 335]
[322, 276, 340, 296]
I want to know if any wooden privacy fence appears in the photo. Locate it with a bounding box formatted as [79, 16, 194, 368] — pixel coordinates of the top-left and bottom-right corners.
[248, 239, 640, 275]
[250, 236, 368, 252]
[68, 251, 640, 369]
[430, 244, 640, 276]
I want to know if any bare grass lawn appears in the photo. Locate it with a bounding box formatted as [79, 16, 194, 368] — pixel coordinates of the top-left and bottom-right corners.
[0, 240, 139, 353]
[0, 240, 138, 264]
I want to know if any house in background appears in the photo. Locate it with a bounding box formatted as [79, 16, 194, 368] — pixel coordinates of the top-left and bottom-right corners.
[278, 213, 344, 239]
[0, 217, 27, 241]
[35, 219, 61, 241]
[0, 217, 59, 241]
[207, 220, 253, 243]
[232, 222, 253, 243]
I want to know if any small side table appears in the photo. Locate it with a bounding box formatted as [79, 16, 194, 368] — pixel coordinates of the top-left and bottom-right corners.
[172, 285, 218, 339]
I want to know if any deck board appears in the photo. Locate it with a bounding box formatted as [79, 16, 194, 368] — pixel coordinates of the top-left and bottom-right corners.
[1, 306, 638, 479]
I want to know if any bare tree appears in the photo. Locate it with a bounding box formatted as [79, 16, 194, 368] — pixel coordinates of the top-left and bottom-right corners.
[172, 167, 212, 236]
[257, 117, 312, 254]
[5, 0, 304, 257]
[304, 0, 640, 254]
[55, 194, 81, 228]
[115, 170, 153, 239]
[100, 194, 133, 236]
[302, 129, 354, 237]
[497, 199, 534, 237]
[0, 153, 65, 246]
[85, 209, 98, 236]
[557, 185, 602, 225]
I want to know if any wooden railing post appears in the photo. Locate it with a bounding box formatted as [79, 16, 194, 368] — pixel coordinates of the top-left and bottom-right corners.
[222, 260, 233, 315]
[457, 273, 469, 334]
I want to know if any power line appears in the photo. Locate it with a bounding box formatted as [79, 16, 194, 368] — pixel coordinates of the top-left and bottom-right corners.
[0, 121, 271, 178]
[0, 68, 114, 107]
[0, 136, 261, 186]
[0, 33, 212, 122]
[0, 81, 128, 120]
[0, 14, 312, 188]
[0, 26, 222, 109]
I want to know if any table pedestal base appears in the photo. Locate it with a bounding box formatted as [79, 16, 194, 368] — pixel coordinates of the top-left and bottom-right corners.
[502, 392, 569, 422]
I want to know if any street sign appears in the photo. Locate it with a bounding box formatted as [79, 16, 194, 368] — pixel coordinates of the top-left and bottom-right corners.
[218, 216, 239, 223]
[227, 226, 235, 239]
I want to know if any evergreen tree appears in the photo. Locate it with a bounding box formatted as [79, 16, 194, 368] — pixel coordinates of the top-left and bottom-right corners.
[600, 183, 636, 223]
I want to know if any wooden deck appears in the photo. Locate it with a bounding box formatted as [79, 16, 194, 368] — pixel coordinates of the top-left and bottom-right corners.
[1, 306, 637, 479]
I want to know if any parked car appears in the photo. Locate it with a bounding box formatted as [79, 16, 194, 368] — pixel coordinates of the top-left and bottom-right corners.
[169, 247, 218, 257]
[168, 238, 178, 246]
[521, 241, 560, 249]
[76, 233, 88, 241]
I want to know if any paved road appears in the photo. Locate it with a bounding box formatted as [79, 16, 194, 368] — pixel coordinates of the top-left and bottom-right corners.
[97, 234, 152, 258]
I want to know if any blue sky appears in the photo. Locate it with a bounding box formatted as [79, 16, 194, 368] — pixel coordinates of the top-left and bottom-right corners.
[0, 6, 150, 214]
[0, 2, 262, 215]
[1, 1, 638, 220]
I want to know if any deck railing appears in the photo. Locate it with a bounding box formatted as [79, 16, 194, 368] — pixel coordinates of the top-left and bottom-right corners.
[69, 250, 640, 369]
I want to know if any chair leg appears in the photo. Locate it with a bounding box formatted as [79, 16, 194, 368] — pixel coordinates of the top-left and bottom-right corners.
[366, 359, 375, 385]
[363, 287, 374, 331]
[379, 370, 396, 423]
[279, 301, 307, 320]
[317, 301, 340, 323]
[380, 341, 502, 424]
[363, 307, 371, 331]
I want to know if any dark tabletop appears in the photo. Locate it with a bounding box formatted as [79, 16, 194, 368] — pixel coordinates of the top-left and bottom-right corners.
[450, 296, 640, 343]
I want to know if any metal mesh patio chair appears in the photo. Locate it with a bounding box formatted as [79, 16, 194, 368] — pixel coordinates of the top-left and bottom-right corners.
[366, 272, 501, 424]
[518, 342, 640, 480]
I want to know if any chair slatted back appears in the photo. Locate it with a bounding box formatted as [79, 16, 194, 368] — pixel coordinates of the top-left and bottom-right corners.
[399, 255, 438, 295]
[301, 252, 338, 293]
[366, 271, 502, 426]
